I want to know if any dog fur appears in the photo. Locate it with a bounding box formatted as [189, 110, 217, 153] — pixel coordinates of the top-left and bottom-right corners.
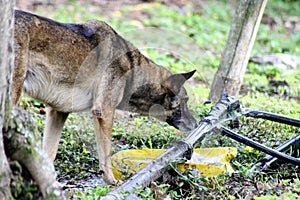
[13, 10, 197, 184]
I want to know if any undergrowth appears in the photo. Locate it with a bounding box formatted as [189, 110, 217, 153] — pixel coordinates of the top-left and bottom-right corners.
[18, 0, 300, 199]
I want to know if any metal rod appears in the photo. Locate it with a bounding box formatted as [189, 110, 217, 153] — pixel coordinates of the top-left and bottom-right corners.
[251, 134, 300, 171]
[104, 94, 241, 199]
[219, 126, 300, 165]
[263, 134, 300, 161]
[241, 109, 300, 127]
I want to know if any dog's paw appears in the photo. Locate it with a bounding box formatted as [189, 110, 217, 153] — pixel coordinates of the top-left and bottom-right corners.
[114, 179, 123, 186]
[102, 171, 122, 186]
[103, 176, 120, 186]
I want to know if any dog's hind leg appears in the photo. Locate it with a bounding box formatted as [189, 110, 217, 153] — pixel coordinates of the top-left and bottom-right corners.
[12, 35, 29, 105]
[43, 106, 69, 161]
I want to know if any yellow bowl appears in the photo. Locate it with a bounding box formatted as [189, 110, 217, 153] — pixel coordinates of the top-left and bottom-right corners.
[111, 147, 237, 180]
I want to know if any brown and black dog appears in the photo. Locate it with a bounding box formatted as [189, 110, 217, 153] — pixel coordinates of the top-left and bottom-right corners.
[13, 10, 197, 184]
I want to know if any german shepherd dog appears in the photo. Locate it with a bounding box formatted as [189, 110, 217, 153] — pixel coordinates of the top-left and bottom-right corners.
[13, 10, 197, 184]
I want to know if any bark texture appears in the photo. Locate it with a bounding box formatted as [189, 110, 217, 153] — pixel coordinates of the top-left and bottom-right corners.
[209, 0, 268, 100]
[3, 107, 65, 199]
[0, 1, 65, 199]
[0, 0, 15, 199]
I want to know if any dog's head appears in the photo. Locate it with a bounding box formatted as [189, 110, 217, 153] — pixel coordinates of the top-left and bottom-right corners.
[161, 70, 197, 132]
[128, 70, 197, 132]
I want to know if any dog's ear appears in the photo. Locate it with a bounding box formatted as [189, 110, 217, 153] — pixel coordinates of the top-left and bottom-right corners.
[162, 70, 196, 94]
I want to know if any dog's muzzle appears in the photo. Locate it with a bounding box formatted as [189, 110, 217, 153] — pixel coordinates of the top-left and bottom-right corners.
[166, 106, 197, 132]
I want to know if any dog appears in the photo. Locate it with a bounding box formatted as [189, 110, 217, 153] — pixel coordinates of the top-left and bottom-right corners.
[13, 10, 197, 184]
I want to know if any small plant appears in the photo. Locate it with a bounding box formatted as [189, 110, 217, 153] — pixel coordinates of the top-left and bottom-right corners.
[74, 186, 111, 200]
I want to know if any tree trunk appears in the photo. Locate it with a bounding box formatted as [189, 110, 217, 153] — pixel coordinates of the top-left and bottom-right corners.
[0, 2, 66, 199]
[0, 0, 15, 199]
[209, 0, 267, 100]
[3, 107, 65, 199]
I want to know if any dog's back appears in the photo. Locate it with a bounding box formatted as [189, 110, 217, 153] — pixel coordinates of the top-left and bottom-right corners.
[13, 10, 136, 112]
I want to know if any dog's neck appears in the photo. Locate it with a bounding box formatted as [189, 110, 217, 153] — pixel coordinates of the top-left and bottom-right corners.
[116, 49, 171, 113]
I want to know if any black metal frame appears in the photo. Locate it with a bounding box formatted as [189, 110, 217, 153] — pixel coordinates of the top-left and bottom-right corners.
[211, 94, 300, 171]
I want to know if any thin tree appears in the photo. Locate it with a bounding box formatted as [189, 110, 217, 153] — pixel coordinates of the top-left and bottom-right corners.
[209, 0, 267, 100]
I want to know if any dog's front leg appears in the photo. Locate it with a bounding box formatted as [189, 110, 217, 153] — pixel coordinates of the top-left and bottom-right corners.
[93, 105, 116, 185]
[43, 106, 69, 161]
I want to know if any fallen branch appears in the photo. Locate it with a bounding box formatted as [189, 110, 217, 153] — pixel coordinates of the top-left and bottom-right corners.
[3, 107, 66, 199]
[102, 94, 239, 199]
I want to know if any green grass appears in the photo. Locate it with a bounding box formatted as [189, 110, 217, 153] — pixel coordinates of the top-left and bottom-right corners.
[19, 0, 300, 199]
